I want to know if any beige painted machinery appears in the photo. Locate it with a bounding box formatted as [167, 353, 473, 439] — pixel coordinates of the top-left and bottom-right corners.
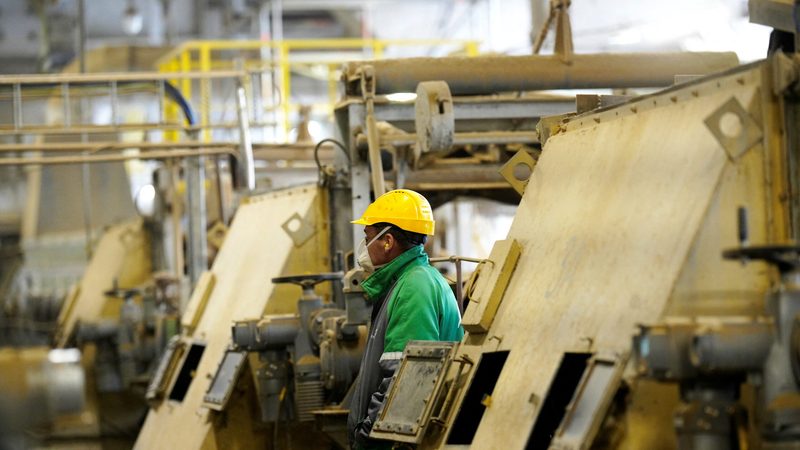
[130, 30, 750, 450]
[135, 185, 338, 449]
[360, 48, 800, 450]
[122, 3, 788, 448]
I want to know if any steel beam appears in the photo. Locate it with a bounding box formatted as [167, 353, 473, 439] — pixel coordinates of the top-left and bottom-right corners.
[355, 130, 539, 149]
[402, 164, 508, 191]
[369, 97, 574, 123]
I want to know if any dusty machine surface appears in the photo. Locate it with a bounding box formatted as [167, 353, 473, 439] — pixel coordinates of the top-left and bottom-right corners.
[364, 52, 800, 449]
[135, 184, 335, 449]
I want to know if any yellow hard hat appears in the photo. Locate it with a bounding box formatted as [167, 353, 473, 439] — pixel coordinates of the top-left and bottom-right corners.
[351, 189, 435, 235]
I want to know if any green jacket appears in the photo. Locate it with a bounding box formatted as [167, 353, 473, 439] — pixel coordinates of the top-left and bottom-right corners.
[361, 245, 464, 353]
[348, 245, 463, 449]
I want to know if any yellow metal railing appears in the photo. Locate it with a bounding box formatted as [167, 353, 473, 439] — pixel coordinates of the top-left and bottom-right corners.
[156, 39, 480, 142]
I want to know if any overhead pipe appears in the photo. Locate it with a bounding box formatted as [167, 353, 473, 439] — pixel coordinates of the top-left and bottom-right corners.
[342, 52, 740, 96]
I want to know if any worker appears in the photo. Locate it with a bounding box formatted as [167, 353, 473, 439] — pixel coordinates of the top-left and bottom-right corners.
[347, 189, 464, 449]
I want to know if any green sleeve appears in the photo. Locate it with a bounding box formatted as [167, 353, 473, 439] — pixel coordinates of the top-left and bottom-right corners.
[383, 271, 441, 353]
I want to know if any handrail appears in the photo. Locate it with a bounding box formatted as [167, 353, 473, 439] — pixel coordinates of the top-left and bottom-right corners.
[155, 38, 479, 67]
[156, 38, 480, 141]
[0, 70, 245, 85]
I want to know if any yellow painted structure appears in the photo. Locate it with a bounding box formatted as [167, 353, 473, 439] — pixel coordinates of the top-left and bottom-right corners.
[156, 39, 480, 140]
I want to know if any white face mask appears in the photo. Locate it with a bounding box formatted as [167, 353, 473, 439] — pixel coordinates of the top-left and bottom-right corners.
[356, 226, 391, 273]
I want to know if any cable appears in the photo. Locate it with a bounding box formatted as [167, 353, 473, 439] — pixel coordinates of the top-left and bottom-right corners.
[313, 138, 350, 173]
[162, 81, 196, 126]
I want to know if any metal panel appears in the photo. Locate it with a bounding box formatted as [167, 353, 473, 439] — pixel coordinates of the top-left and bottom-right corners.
[281, 212, 317, 247]
[145, 336, 185, 405]
[462, 239, 521, 334]
[370, 341, 456, 444]
[499, 151, 537, 196]
[551, 354, 627, 450]
[704, 97, 763, 161]
[202, 350, 248, 411]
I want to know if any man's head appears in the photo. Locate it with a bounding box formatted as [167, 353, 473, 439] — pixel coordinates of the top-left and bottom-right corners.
[362, 222, 428, 267]
[352, 189, 435, 271]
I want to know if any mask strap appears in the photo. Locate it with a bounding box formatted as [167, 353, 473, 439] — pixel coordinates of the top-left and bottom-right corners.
[366, 226, 391, 247]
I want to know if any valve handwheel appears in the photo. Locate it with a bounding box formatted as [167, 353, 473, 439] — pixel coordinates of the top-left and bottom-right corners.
[723, 245, 800, 273]
[272, 272, 344, 290]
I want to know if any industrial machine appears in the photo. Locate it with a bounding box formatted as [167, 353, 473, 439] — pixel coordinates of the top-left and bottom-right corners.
[135, 185, 336, 449]
[222, 273, 366, 448]
[362, 19, 800, 450]
[131, 4, 748, 447]
[0, 347, 86, 449]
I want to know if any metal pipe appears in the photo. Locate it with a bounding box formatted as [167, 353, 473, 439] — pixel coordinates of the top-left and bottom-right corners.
[213, 155, 226, 224]
[232, 316, 300, 351]
[0, 141, 294, 153]
[184, 132, 207, 287]
[365, 102, 385, 195]
[162, 0, 172, 45]
[0, 144, 334, 162]
[429, 256, 486, 264]
[110, 81, 119, 126]
[690, 322, 773, 372]
[157, 80, 166, 124]
[80, 151, 93, 256]
[0, 148, 235, 166]
[343, 52, 740, 96]
[12, 84, 21, 130]
[235, 84, 255, 191]
[61, 83, 71, 127]
[271, 0, 283, 42]
[77, 0, 86, 74]
[360, 67, 386, 196]
[167, 160, 184, 299]
[403, 164, 508, 190]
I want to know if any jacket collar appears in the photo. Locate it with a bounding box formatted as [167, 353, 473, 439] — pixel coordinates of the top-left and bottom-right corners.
[361, 245, 427, 301]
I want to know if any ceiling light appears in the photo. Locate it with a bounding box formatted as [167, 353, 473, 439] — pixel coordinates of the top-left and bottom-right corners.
[122, 2, 144, 35]
[385, 93, 417, 102]
[134, 184, 157, 218]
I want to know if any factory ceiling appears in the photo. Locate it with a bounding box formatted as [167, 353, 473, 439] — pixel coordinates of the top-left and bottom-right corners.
[0, 0, 772, 74]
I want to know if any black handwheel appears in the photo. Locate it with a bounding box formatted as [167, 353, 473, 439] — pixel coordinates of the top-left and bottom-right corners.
[722, 245, 800, 273]
[272, 272, 344, 289]
[103, 287, 141, 299]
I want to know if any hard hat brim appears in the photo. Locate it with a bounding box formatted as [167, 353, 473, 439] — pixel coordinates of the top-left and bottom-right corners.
[350, 216, 434, 235]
